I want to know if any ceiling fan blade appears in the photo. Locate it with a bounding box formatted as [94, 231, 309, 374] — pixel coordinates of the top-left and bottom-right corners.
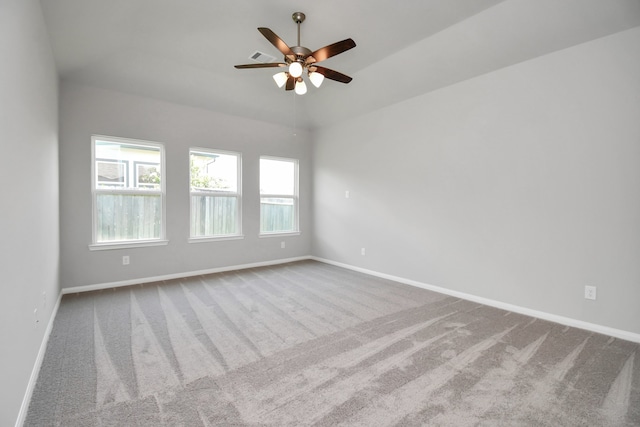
[234, 63, 287, 69]
[285, 75, 296, 91]
[258, 27, 296, 61]
[312, 66, 353, 84]
[305, 38, 356, 65]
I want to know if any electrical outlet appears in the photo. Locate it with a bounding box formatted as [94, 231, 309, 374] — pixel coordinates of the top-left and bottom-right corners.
[281, 241, 285, 249]
[122, 255, 130, 265]
[584, 285, 597, 300]
[361, 248, 366, 256]
[34, 308, 40, 326]
[345, 190, 350, 199]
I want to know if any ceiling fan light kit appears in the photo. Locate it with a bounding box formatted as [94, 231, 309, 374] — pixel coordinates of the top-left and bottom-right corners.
[289, 61, 303, 78]
[308, 71, 324, 88]
[295, 79, 307, 95]
[273, 71, 288, 88]
[235, 12, 356, 95]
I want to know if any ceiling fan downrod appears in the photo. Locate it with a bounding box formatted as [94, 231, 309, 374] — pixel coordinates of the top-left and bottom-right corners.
[292, 12, 305, 46]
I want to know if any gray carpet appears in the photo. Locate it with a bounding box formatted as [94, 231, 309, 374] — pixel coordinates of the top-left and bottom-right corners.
[26, 260, 639, 426]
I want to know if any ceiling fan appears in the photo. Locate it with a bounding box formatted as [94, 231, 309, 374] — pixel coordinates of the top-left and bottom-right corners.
[234, 12, 356, 95]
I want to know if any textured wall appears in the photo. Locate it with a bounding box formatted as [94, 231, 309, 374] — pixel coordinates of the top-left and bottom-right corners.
[0, 0, 60, 425]
[312, 27, 640, 335]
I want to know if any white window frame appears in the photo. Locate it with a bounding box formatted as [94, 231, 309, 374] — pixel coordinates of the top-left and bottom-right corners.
[259, 156, 300, 236]
[89, 135, 167, 250]
[189, 148, 243, 242]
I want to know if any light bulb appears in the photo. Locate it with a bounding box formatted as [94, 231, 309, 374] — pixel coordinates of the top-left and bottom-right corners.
[309, 71, 324, 88]
[272, 72, 287, 88]
[294, 79, 307, 95]
[289, 61, 303, 78]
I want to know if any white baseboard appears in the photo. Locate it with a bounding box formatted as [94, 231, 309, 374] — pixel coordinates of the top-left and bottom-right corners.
[62, 256, 312, 295]
[311, 256, 640, 344]
[15, 292, 63, 427]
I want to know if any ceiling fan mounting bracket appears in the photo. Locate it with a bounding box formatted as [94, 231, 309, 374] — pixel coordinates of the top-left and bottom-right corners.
[292, 12, 306, 24]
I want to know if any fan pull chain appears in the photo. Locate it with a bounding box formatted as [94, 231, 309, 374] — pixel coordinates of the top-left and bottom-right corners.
[293, 89, 297, 138]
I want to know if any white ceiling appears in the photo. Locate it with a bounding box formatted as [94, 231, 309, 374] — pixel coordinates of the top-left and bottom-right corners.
[40, 0, 640, 130]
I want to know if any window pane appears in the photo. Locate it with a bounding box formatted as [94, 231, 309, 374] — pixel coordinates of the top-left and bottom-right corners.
[96, 194, 161, 242]
[189, 149, 241, 239]
[191, 151, 237, 192]
[260, 197, 294, 233]
[95, 140, 161, 190]
[190, 196, 238, 237]
[260, 158, 294, 195]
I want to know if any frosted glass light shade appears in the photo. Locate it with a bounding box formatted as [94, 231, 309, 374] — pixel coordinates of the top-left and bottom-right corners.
[309, 71, 324, 88]
[294, 79, 307, 95]
[289, 61, 303, 78]
[273, 72, 287, 88]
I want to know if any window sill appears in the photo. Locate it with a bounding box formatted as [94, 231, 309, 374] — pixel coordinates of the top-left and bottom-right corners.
[188, 235, 245, 244]
[259, 231, 301, 238]
[89, 239, 169, 251]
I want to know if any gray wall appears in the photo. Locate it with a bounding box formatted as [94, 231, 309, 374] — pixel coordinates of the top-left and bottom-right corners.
[0, 0, 59, 425]
[59, 82, 312, 289]
[312, 27, 640, 335]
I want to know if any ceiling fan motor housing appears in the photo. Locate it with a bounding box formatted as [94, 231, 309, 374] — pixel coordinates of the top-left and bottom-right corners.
[288, 46, 312, 65]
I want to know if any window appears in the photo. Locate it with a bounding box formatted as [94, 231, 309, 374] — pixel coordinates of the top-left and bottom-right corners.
[91, 136, 165, 248]
[190, 149, 241, 239]
[260, 156, 298, 234]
